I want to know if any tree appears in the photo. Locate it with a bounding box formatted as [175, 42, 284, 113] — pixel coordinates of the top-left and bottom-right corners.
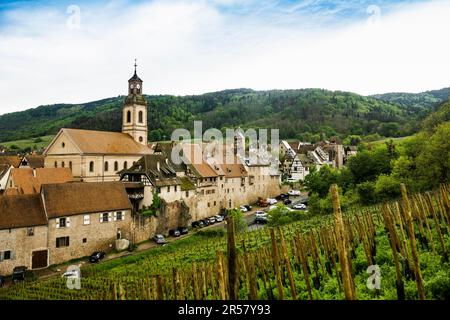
[374, 174, 401, 201]
[226, 208, 247, 233]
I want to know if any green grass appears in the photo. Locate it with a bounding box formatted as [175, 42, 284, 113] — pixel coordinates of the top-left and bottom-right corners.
[2, 135, 55, 150]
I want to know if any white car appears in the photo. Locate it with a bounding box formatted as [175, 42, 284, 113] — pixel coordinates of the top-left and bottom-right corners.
[267, 198, 277, 205]
[240, 206, 248, 212]
[292, 203, 306, 210]
[215, 215, 224, 222]
[269, 205, 277, 211]
[255, 211, 267, 218]
[288, 190, 301, 196]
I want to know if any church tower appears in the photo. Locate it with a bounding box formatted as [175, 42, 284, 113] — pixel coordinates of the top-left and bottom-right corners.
[122, 60, 148, 145]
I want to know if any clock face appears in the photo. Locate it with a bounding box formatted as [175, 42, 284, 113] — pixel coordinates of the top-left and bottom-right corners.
[137, 84, 141, 89]
[130, 84, 134, 89]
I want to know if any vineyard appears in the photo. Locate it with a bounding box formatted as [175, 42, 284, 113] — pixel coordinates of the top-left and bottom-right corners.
[1, 183, 450, 300]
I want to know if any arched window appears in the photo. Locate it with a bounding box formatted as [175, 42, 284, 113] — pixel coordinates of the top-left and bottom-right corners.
[127, 110, 131, 123]
[124, 161, 128, 169]
[104, 161, 109, 172]
[139, 136, 143, 143]
[69, 162, 72, 171]
[89, 161, 94, 172]
[54, 161, 57, 168]
[138, 111, 143, 123]
[62, 161, 65, 168]
[114, 161, 118, 171]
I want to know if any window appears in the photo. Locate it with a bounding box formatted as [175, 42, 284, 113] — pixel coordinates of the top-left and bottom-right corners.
[156, 187, 161, 194]
[56, 237, 69, 248]
[58, 218, 66, 228]
[139, 136, 143, 143]
[167, 186, 170, 193]
[89, 161, 94, 172]
[3, 250, 11, 260]
[54, 161, 57, 168]
[127, 110, 131, 123]
[214, 201, 216, 206]
[62, 161, 65, 168]
[138, 111, 143, 123]
[69, 161, 72, 171]
[83, 215, 90, 225]
[116, 211, 123, 221]
[174, 186, 177, 192]
[185, 191, 189, 197]
[27, 227, 34, 236]
[124, 161, 128, 169]
[102, 213, 109, 223]
[82, 238, 87, 243]
[104, 161, 109, 172]
[208, 202, 210, 208]
[62, 142, 65, 148]
[114, 161, 119, 171]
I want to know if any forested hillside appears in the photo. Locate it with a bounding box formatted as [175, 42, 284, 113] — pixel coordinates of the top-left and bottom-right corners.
[1, 88, 448, 143]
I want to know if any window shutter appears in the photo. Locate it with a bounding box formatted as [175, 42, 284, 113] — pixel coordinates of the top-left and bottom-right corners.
[56, 218, 60, 229]
[0, 252, 3, 262]
[11, 251, 15, 260]
[122, 211, 126, 220]
[113, 212, 117, 221]
[99, 213, 103, 223]
[66, 217, 71, 227]
[108, 212, 112, 222]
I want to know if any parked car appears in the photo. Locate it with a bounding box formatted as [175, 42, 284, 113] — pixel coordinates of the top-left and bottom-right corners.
[239, 206, 248, 212]
[286, 178, 297, 183]
[0, 275, 5, 287]
[288, 190, 301, 196]
[283, 199, 292, 205]
[191, 221, 201, 228]
[244, 205, 252, 211]
[169, 229, 181, 237]
[275, 194, 289, 200]
[178, 227, 189, 235]
[89, 251, 106, 263]
[258, 197, 269, 207]
[12, 266, 27, 283]
[201, 219, 210, 226]
[267, 198, 277, 205]
[61, 269, 80, 279]
[293, 203, 307, 210]
[153, 234, 167, 245]
[214, 215, 224, 222]
[255, 212, 268, 224]
[208, 216, 217, 224]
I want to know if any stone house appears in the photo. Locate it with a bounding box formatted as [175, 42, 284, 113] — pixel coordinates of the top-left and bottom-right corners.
[0, 194, 48, 275]
[41, 182, 132, 265]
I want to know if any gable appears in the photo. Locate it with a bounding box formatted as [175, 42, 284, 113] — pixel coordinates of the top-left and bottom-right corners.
[44, 130, 81, 155]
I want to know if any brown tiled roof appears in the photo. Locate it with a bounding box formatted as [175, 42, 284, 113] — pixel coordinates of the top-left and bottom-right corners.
[42, 182, 132, 218]
[288, 141, 300, 151]
[0, 156, 21, 168]
[22, 155, 45, 168]
[48, 128, 152, 155]
[182, 144, 218, 178]
[10, 168, 74, 194]
[0, 194, 47, 230]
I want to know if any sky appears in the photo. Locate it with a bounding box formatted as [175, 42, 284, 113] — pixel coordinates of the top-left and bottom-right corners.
[0, 0, 449, 114]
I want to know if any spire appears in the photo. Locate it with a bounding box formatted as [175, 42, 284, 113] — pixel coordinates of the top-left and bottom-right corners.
[134, 58, 137, 76]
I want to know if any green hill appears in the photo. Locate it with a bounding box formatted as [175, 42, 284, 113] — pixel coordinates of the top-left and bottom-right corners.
[1, 88, 448, 144]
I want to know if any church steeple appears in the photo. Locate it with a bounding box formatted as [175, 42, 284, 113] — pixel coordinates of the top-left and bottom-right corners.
[123, 60, 148, 146]
[128, 59, 143, 95]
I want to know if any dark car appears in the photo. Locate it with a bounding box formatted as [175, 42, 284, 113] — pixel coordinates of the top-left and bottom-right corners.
[276, 194, 289, 200]
[284, 199, 292, 205]
[191, 221, 202, 228]
[244, 205, 252, 211]
[178, 227, 189, 235]
[169, 229, 181, 237]
[12, 266, 27, 283]
[0, 275, 5, 287]
[153, 234, 167, 245]
[201, 219, 210, 226]
[89, 251, 106, 263]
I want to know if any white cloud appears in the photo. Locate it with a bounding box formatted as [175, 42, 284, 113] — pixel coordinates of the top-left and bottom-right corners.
[0, 0, 449, 114]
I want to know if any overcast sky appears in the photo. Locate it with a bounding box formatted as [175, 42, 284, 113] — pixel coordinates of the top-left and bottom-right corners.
[0, 0, 449, 114]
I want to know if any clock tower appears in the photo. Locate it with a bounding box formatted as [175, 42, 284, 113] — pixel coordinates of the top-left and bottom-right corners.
[122, 60, 148, 145]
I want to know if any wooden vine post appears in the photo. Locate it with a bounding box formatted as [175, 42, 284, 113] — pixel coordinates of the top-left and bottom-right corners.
[330, 184, 356, 300]
[226, 216, 238, 300]
[269, 228, 284, 300]
[401, 183, 426, 300]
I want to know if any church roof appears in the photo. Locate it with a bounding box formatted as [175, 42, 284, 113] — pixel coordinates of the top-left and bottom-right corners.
[46, 128, 152, 155]
[128, 72, 143, 82]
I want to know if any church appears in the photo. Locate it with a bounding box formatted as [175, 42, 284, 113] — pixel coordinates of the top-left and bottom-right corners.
[43, 63, 152, 182]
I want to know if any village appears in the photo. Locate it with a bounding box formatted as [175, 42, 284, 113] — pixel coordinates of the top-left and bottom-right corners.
[0, 66, 357, 277]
